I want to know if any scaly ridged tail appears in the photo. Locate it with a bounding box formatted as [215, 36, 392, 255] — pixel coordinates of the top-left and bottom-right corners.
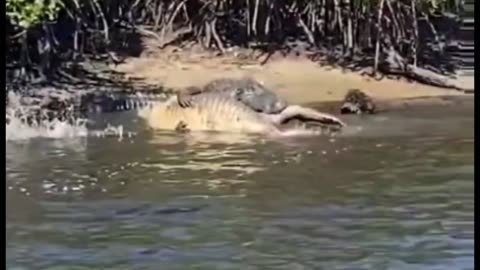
[79, 92, 169, 114]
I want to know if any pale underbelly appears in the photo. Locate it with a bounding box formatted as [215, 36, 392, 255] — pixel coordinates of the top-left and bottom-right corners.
[138, 105, 275, 134]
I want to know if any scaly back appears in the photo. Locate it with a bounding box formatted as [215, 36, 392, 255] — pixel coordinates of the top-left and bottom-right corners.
[203, 78, 288, 114]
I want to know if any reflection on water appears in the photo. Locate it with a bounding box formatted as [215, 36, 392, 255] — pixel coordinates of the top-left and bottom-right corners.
[6, 99, 474, 270]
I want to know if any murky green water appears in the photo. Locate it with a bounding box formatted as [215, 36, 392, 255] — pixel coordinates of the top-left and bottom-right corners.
[6, 98, 474, 270]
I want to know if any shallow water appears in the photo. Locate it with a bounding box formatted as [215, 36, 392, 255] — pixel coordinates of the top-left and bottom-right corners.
[6, 98, 474, 270]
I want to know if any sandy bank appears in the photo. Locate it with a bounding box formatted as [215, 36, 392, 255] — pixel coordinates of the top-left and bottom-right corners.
[113, 48, 471, 106]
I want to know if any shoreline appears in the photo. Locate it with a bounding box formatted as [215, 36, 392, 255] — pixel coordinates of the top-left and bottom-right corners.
[306, 94, 474, 114]
[112, 47, 473, 107]
[5, 47, 473, 126]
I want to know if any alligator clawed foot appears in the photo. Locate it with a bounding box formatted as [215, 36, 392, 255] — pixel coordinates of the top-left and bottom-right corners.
[177, 86, 205, 108]
[177, 93, 194, 108]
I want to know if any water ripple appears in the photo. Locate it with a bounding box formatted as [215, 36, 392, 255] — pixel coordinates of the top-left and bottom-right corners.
[6, 105, 474, 270]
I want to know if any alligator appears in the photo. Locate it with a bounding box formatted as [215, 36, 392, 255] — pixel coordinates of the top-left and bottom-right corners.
[6, 78, 286, 126]
[138, 92, 346, 137]
[340, 89, 377, 114]
[177, 77, 288, 114]
[6, 79, 346, 137]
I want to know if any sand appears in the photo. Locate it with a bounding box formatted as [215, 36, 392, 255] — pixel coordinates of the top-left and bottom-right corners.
[113, 47, 471, 106]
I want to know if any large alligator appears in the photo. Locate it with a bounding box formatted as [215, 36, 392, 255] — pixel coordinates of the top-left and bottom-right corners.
[6, 78, 285, 125]
[138, 92, 346, 137]
[6, 78, 346, 137]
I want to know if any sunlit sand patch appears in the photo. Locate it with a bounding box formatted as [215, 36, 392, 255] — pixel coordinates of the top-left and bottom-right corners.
[114, 54, 465, 105]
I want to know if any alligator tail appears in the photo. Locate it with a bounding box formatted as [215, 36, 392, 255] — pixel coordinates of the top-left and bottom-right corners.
[79, 92, 169, 114]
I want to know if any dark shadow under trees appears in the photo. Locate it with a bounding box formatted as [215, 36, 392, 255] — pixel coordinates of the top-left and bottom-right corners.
[6, 0, 467, 90]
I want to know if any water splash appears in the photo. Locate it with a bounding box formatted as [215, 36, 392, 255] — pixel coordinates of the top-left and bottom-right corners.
[5, 91, 129, 141]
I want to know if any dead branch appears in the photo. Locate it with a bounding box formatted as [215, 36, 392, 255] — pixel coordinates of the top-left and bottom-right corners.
[211, 19, 225, 53]
[373, 0, 386, 76]
[411, 0, 419, 66]
[298, 16, 315, 45]
[252, 0, 260, 36]
[382, 47, 469, 91]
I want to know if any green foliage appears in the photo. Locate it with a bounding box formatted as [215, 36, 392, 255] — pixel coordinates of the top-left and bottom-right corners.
[6, 0, 63, 29]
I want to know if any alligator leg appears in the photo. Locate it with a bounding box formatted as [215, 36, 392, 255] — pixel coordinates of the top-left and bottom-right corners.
[264, 105, 347, 127]
[177, 86, 204, 108]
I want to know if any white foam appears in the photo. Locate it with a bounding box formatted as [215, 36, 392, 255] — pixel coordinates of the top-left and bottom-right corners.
[5, 91, 130, 142]
[6, 112, 89, 141]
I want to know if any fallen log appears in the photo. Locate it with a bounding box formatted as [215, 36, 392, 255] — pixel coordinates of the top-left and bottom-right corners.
[380, 47, 473, 92]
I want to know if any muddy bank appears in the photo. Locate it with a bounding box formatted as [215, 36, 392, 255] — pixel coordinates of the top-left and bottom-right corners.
[113, 48, 472, 107]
